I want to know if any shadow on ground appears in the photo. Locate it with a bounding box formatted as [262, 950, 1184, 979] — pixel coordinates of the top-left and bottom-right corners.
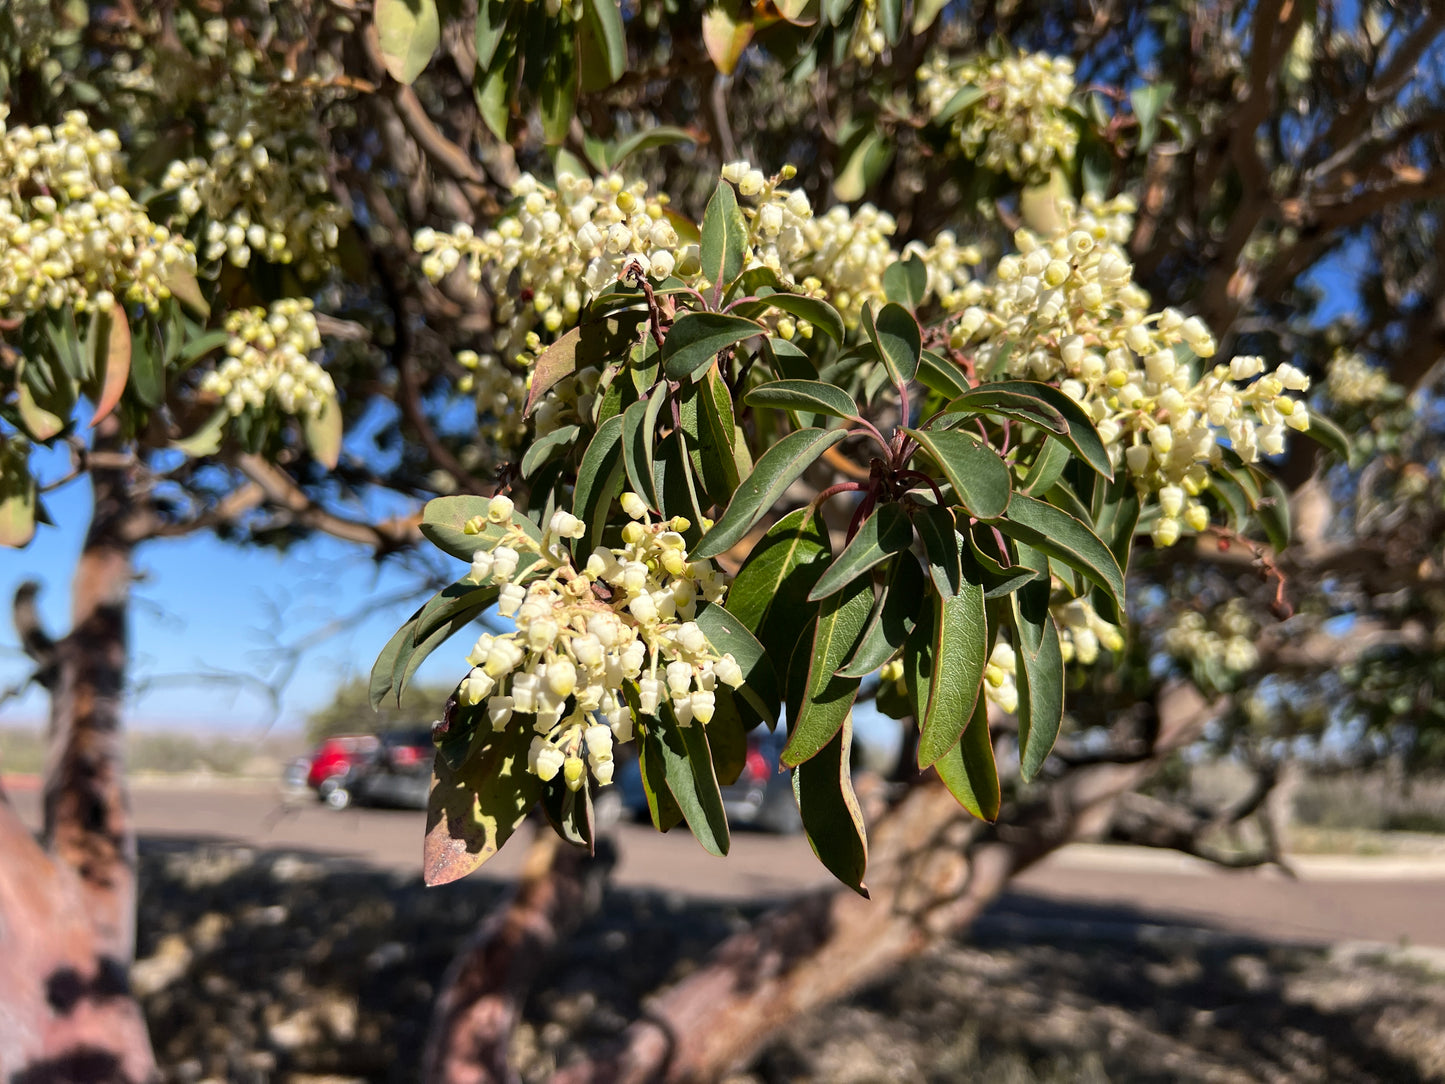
[133, 836, 1445, 1083]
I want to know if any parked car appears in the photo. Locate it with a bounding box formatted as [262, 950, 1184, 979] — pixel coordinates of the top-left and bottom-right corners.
[618, 726, 802, 834]
[304, 734, 380, 799]
[323, 727, 434, 810]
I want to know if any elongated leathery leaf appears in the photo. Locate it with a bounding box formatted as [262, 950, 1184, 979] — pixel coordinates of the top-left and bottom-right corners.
[949, 380, 1113, 479]
[863, 301, 921, 385]
[622, 398, 658, 507]
[781, 575, 872, 767]
[572, 413, 627, 553]
[998, 493, 1126, 611]
[662, 312, 765, 382]
[421, 495, 544, 562]
[756, 292, 845, 344]
[882, 253, 929, 311]
[694, 603, 779, 726]
[423, 722, 541, 885]
[415, 582, 501, 647]
[745, 379, 858, 421]
[700, 179, 747, 303]
[933, 692, 1000, 821]
[837, 552, 924, 677]
[692, 428, 847, 558]
[917, 580, 989, 768]
[1011, 578, 1065, 781]
[370, 604, 423, 709]
[654, 705, 730, 856]
[913, 503, 964, 596]
[917, 349, 974, 399]
[808, 501, 913, 601]
[905, 427, 1011, 520]
[793, 713, 869, 896]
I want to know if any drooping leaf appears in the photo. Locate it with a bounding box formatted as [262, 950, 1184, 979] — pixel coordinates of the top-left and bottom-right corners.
[997, 493, 1126, 611]
[724, 506, 832, 657]
[699, 179, 748, 300]
[781, 575, 872, 767]
[661, 312, 764, 382]
[692, 428, 848, 559]
[793, 713, 869, 895]
[423, 726, 541, 885]
[744, 379, 858, 421]
[933, 693, 1000, 821]
[863, 302, 921, 386]
[913, 503, 963, 596]
[917, 582, 988, 768]
[539, 776, 594, 851]
[572, 413, 627, 553]
[87, 305, 131, 428]
[605, 125, 696, 168]
[1011, 578, 1065, 782]
[837, 552, 923, 678]
[635, 693, 685, 832]
[695, 602, 779, 726]
[579, 0, 626, 88]
[905, 426, 1012, 520]
[653, 705, 731, 856]
[808, 502, 913, 601]
[375, 0, 440, 84]
[538, 23, 578, 144]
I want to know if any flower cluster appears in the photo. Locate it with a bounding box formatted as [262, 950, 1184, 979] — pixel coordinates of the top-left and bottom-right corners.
[159, 82, 346, 279]
[918, 50, 1079, 181]
[847, 0, 888, 65]
[951, 195, 1310, 545]
[0, 109, 197, 317]
[1162, 602, 1259, 676]
[1056, 598, 1126, 665]
[415, 172, 689, 363]
[455, 493, 737, 790]
[1325, 350, 1392, 407]
[202, 298, 334, 418]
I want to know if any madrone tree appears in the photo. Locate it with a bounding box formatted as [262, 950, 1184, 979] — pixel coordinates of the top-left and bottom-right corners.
[4, 0, 1445, 1080]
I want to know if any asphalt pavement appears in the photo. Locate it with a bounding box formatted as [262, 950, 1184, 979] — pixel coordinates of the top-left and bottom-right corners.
[7, 778, 1445, 949]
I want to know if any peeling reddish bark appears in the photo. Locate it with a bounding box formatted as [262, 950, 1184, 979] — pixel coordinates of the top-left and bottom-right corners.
[0, 427, 157, 1081]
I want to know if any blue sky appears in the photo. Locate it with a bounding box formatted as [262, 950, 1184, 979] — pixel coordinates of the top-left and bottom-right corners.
[0, 445, 463, 735]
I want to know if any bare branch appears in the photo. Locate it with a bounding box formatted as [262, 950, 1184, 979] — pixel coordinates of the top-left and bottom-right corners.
[234, 454, 421, 552]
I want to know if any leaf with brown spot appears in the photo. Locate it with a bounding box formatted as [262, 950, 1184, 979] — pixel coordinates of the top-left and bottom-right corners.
[423, 722, 542, 886]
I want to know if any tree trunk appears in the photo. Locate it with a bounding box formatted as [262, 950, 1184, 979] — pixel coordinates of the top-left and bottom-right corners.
[430, 682, 1219, 1084]
[0, 427, 157, 1081]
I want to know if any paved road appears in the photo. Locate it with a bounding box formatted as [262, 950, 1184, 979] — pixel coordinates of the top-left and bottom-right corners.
[9, 779, 1445, 948]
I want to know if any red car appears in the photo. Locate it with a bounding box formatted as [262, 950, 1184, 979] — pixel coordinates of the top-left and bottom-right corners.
[304, 734, 379, 793]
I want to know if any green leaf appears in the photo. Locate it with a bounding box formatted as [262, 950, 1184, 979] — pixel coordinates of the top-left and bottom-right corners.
[793, 713, 869, 895]
[421, 494, 544, 562]
[701, 4, 755, 74]
[474, 0, 512, 70]
[539, 777, 594, 851]
[475, 39, 517, 139]
[172, 407, 228, 458]
[1303, 411, 1352, 464]
[837, 552, 924, 678]
[653, 706, 731, 856]
[680, 369, 739, 505]
[914, 503, 964, 596]
[934, 84, 985, 125]
[415, 581, 502, 647]
[692, 427, 848, 559]
[781, 575, 872, 767]
[538, 24, 578, 144]
[863, 302, 921, 386]
[521, 422, 581, 479]
[579, 0, 626, 88]
[707, 688, 749, 786]
[876, 0, 903, 43]
[0, 467, 37, 548]
[695, 602, 779, 726]
[917, 582, 988, 769]
[605, 125, 696, 168]
[953, 384, 1109, 482]
[303, 390, 343, 469]
[725, 505, 831, 633]
[760, 336, 817, 381]
[739, 293, 845, 344]
[917, 349, 974, 399]
[375, 0, 440, 84]
[904, 427, 1012, 520]
[833, 124, 892, 202]
[998, 493, 1126, 610]
[572, 413, 627, 553]
[661, 312, 764, 382]
[1011, 578, 1065, 782]
[943, 386, 1066, 435]
[1022, 436, 1072, 496]
[621, 397, 661, 508]
[700, 179, 748, 299]
[635, 694, 685, 832]
[808, 502, 912, 602]
[394, 603, 486, 704]
[1130, 82, 1173, 153]
[882, 254, 929, 311]
[912, 0, 950, 33]
[744, 379, 858, 421]
[423, 725, 542, 885]
[933, 693, 1000, 821]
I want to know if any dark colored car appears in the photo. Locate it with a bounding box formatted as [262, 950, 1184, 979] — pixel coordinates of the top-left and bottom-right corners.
[618, 726, 802, 834]
[324, 728, 434, 810]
